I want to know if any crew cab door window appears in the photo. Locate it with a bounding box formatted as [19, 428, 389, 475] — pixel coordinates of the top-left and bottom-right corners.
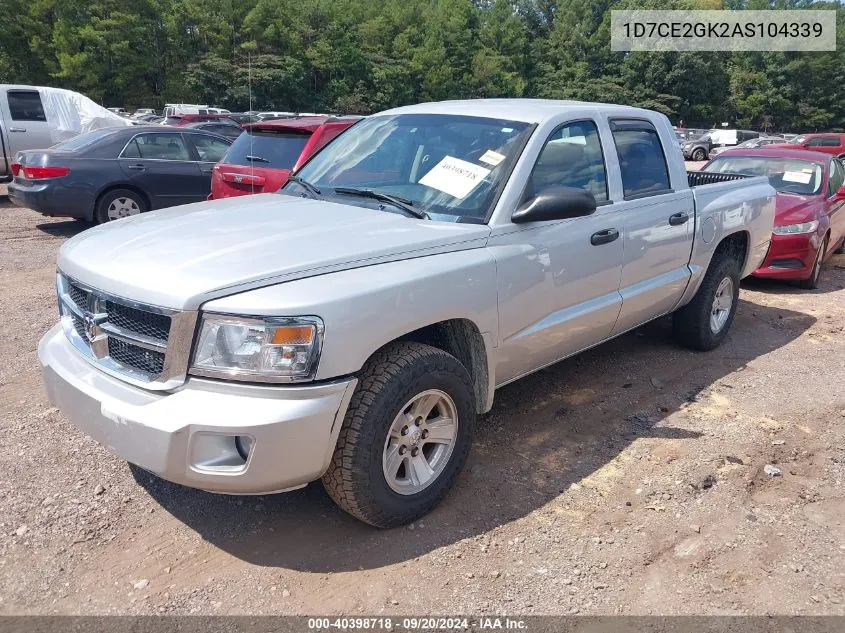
[526, 120, 608, 204]
[819, 137, 842, 148]
[7, 90, 47, 121]
[806, 137, 826, 147]
[610, 121, 672, 200]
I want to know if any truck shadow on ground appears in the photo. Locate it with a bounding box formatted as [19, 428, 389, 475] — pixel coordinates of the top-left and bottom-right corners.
[134, 298, 815, 572]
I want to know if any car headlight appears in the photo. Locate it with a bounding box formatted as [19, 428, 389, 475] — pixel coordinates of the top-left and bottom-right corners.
[191, 315, 323, 382]
[772, 220, 819, 235]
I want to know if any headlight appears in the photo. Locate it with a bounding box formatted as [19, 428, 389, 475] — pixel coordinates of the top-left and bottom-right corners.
[191, 315, 323, 382]
[772, 220, 819, 235]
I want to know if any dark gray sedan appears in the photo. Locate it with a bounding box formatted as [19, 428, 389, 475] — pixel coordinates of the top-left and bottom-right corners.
[8, 126, 232, 223]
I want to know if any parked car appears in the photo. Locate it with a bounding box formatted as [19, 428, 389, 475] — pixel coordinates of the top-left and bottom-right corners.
[709, 136, 782, 157]
[0, 84, 130, 180]
[8, 126, 231, 223]
[683, 129, 760, 161]
[769, 133, 845, 159]
[226, 113, 260, 125]
[132, 108, 157, 119]
[183, 120, 244, 141]
[163, 113, 237, 127]
[209, 116, 360, 199]
[107, 107, 129, 116]
[704, 147, 845, 288]
[256, 111, 296, 120]
[38, 100, 774, 527]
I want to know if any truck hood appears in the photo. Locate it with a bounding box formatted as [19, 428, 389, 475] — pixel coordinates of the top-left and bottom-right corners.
[59, 194, 491, 310]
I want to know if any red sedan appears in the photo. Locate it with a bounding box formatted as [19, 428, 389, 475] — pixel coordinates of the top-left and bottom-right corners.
[704, 148, 845, 289]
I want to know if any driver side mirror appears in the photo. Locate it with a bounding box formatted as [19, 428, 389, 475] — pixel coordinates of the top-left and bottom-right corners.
[512, 186, 597, 224]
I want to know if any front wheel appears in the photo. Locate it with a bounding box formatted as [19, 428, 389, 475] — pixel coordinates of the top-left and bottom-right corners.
[797, 237, 827, 290]
[322, 342, 475, 528]
[691, 148, 707, 161]
[673, 253, 741, 351]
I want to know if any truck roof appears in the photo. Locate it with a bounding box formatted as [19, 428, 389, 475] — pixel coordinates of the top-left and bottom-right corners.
[381, 99, 661, 124]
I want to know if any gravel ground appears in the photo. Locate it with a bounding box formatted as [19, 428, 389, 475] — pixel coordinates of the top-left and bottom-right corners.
[1, 188, 845, 616]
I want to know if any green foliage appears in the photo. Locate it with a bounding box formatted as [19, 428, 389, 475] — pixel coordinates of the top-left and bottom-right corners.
[0, 0, 842, 130]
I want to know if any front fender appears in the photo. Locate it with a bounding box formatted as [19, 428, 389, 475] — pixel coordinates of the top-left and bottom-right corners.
[200, 249, 500, 382]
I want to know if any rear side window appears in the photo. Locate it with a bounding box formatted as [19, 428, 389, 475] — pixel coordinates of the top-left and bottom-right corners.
[222, 129, 311, 169]
[610, 121, 671, 199]
[121, 133, 190, 160]
[191, 134, 230, 162]
[820, 137, 842, 147]
[8, 90, 47, 122]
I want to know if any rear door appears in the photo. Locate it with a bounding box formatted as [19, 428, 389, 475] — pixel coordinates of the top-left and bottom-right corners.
[185, 132, 232, 195]
[118, 131, 205, 208]
[0, 88, 53, 160]
[607, 118, 695, 336]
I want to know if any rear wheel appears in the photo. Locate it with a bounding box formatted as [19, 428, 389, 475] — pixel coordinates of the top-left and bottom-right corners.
[673, 253, 741, 351]
[691, 148, 707, 161]
[95, 188, 147, 224]
[798, 237, 827, 290]
[322, 342, 475, 528]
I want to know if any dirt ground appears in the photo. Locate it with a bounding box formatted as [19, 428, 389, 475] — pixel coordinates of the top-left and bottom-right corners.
[1, 195, 844, 616]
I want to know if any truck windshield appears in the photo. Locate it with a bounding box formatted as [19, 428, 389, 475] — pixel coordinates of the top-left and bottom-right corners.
[288, 113, 531, 222]
[707, 155, 823, 195]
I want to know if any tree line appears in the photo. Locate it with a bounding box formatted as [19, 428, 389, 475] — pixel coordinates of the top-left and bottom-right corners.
[1, 0, 843, 131]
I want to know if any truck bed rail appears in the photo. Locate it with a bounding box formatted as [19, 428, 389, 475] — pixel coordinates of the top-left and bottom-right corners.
[687, 171, 750, 188]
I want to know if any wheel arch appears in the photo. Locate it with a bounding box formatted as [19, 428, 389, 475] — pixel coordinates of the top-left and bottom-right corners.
[362, 318, 493, 415]
[94, 184, 152, 218]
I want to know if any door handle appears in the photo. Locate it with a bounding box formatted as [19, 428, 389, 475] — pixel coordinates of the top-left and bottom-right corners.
[669, 212, 690, 226]
[126, 164, 146, 171]
[590, 228, 620, 246]
[8, 127, 26, 133]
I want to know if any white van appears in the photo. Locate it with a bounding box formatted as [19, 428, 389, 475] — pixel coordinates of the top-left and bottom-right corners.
[162, 104, 210, 118]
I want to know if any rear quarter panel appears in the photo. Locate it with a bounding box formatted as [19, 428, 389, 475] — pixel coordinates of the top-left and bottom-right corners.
[678, 177, 775, 305]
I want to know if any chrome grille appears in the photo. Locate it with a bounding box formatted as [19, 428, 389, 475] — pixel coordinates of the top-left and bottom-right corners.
[56, 273, 195, 389]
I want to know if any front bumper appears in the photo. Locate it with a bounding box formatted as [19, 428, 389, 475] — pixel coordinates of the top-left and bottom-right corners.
[752, 232, 820, 280]
[38, 324, 357, 494]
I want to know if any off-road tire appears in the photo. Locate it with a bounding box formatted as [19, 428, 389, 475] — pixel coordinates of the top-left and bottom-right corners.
[322, 342, 475, 528]
[673, 253, 741, 351]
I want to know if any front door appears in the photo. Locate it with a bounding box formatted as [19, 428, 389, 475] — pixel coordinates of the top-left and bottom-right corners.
[492, 119, 624, 385]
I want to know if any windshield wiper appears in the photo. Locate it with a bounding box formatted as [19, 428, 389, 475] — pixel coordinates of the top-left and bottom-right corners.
[333, 187, 428, 219]
[287, 174, 322, 198]
[244, 155, 271, 163]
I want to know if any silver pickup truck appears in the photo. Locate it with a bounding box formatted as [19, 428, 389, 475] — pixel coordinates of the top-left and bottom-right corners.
[39, 100, 775, 528]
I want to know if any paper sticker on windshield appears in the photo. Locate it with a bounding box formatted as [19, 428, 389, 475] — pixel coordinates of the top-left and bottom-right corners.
[419, 156, 491, 199]
[479, 150, 506, 167]
[783, 170, 812, 184]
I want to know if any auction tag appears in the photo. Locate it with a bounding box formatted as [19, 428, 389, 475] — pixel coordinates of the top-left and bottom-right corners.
[782, 170, 812, 184]
[420, 156, 491, 199]
[479, 149, 506, 167]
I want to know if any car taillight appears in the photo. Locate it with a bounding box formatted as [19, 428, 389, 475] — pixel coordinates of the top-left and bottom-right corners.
[11, 163, 21, 177]
[22, 166, 71, 180]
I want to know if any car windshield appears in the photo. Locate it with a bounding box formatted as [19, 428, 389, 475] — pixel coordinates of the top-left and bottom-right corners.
[51, 129, 115, 151]
[707, 155, 824, 195]
[222, 129, 311, 169]
[789, 135, 806, 144]
[288, 113, 531, 222]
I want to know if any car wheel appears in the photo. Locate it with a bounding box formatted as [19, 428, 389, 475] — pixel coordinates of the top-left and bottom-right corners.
[797, 237, 827, 290]
[692, 148, 707, 161]
[95, 188, 147, 224]
[322, 342, 475, 528]
[673, 252, 741, 351]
